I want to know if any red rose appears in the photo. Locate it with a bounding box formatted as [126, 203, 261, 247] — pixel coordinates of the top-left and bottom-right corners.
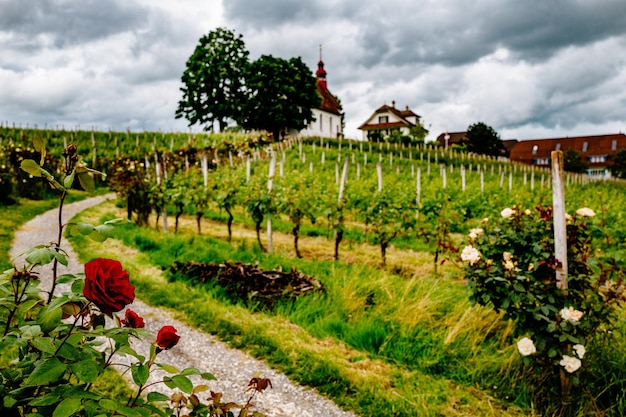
[156, 326, 180, 350]
[83, 258, 135, 315]
[120, 308, 145, 328]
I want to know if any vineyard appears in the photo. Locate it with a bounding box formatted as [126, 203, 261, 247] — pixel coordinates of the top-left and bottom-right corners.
[2, 124, 626, 416]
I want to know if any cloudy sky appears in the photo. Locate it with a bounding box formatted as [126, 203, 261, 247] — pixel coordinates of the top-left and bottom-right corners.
[2, 0, 626, 141]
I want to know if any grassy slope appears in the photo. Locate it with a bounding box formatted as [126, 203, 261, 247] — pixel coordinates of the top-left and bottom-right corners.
[69, 201, 531, 417]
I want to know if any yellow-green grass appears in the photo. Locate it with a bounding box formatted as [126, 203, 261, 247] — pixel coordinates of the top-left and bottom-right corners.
[69, 201, 532, 417]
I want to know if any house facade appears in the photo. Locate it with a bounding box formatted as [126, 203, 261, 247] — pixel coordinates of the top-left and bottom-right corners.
[299, 52, 343, 139]
[508, 133, 626, 177]
[358, 102, 420, 141]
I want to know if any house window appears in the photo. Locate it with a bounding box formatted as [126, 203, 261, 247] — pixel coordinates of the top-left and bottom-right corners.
[588, 155, 607, 163]
[378, 116, 388, 124]
[532, 145, 538, 155]
[555, 143, 561, 150]
[582, 141, 588, 152]
[534, 157, 550, 165]
[612, 139, 618, 151]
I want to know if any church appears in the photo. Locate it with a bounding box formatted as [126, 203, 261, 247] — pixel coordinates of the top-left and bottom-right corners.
[299, 47, 343, 139]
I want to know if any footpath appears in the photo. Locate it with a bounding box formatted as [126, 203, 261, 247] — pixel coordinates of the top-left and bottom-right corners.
[10, 194, 357, 417]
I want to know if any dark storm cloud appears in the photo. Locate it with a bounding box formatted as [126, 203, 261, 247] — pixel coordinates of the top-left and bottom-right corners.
[226, 0, 626, 67]
[0, 0, 146, 49]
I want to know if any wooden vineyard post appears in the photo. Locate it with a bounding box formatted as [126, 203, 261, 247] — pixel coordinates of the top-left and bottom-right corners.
[246, 156, 251, 183]
[201, 153, 208, 188]
[334, 158, 349, 260]
[552, 151, 568, 291]
[376, 162, 383, 192]
[267, 151, 276, 253]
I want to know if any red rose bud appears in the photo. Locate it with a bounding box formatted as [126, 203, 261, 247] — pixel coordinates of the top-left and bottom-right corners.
[83, 258, 135, 315]
[121, 308, 145, 328]
[156, 325, 180, 350]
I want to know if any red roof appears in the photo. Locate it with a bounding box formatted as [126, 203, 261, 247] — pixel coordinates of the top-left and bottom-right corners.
[509, 133, 626, 167]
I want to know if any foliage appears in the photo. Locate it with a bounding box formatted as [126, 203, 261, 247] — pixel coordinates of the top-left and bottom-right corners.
[239, 55, 319, 140]
[464, 122, 505, 157]
[1, 141, 270, 416]
[611, 148, 626, 179]
[461, 205, 626, 414]
[563, 148, 588, 173]
[176, 27, 249, 132]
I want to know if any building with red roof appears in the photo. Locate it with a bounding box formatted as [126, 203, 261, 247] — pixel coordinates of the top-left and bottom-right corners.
[358, 101, 421, 141]
[300, 46, 343, 138]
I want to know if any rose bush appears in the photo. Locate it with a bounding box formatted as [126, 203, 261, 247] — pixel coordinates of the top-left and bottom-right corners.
[0, 141, 271, 416]
[461, 204, 626, 413]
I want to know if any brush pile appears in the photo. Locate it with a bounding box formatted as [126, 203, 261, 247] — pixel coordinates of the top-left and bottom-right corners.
[168, 260, 325, 308]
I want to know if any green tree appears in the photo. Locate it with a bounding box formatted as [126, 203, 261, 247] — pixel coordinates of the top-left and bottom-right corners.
[239, 55, 319, 140]
[464, 122, 504, 156]
[563, 147, 588, 173]
[611, 148, 626, 179]
[176, 27, 249, 132]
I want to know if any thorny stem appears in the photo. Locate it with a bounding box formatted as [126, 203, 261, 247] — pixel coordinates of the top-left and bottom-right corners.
[53, 301, 90, 356]
[3, 271, 33, 336]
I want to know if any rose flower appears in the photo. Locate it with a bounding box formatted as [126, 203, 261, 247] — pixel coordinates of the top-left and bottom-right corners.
[121, 308, 145, 328]
[156, 326, 181, 351]
[84, 258, 135, 315]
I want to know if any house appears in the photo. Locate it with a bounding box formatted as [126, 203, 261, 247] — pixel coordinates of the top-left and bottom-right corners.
[358, 102, 421, 141]
[299, 47, 343, 138]
[508, 133, 626, 177]
[435, 131, 468, 149]
[434, 131, 517, 156]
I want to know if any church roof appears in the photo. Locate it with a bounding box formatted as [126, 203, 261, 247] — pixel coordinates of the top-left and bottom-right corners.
[314, 52, 342, 115]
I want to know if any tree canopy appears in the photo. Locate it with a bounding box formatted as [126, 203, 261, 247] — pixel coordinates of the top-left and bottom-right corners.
[464, 122, 504, 157]
[239, 55, 319, 140]
[563, 148, 588, 173]
[611, 149, 626, 179]
[175, 27, 249, 132]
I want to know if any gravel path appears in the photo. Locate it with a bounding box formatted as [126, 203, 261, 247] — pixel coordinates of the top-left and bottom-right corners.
[10, 195, 357, 417]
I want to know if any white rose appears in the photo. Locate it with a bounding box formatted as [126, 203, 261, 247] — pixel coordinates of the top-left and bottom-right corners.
[517, 337, 536, 356]
[573, 344, 586, 359]
[468, 228, 483, 240]
[576, 207, 595, 217]
[560, 355, 582, 373]
[501, 208, 515, 218]
[560, 306, 584, 322]
[461, 245, 481, 265]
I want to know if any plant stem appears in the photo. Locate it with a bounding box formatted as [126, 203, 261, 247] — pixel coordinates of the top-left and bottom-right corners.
[48, 189, 67, 303]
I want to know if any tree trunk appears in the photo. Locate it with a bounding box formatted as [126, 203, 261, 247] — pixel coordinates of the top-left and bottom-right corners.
[293, 223, 302, 258]
[255, 221, 265, 252]
[175, 203, 183, 233]
[226, 207, 234, 242]
[334, 229, 343, 261]
[380, 240, 388, 267]
[196, 211, 203, 235]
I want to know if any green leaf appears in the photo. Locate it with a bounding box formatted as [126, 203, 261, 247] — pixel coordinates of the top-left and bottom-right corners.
[21, 159, 44, 177]
[38, 304, 63, 333]
[77, 172, 95, 193]
[76, 222, 97, 235]
[132, 364, 150, 386]
[180, 367, 201, 376]
[32, 337, 57, 355]
[70, 360, 101, 383]
[71, 279, 85, 294]
[171, 374, 193, 393]
[99, 398, 119, 410]
[156, 363, 179, 374]
[24, 246, 55, 266]
[29, 392, 61, 406]
[117, 405, 142, 417]
[146, 392, 170, 402]
[63, 170, 75, 189]
[201, 372, 217, 381]
[33, 135, 46, 163]
[25, 358, 68, 386]
[19, 324, 42, 338]
[53, 398, 82, 417]
[3, 396, 17, 408]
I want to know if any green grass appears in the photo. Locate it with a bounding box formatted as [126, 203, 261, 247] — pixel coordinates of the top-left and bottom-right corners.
[0, 190, 95, 270]
[69, 202, 534, 417]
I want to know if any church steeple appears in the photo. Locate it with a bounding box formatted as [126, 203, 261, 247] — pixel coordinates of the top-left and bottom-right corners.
[316, 44, 327, 88]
